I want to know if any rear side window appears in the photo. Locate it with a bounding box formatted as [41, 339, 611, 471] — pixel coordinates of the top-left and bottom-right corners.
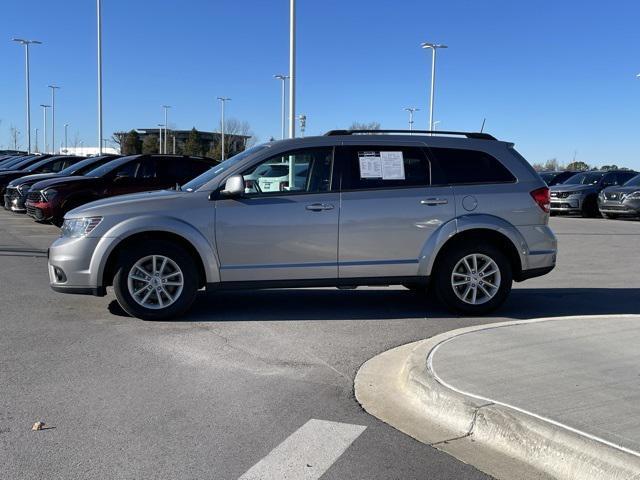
[339, 146, 430, 190]
[428, 147, 516, 185]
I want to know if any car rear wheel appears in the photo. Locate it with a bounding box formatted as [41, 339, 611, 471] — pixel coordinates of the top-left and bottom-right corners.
[434, 242, 512, 315]
[113, 240, 198, 320]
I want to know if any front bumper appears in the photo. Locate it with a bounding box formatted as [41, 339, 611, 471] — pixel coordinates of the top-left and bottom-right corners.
[25, 199, 55, 221]
[48, 235, 106, 296]
[598, 198, 640, 216]
[3, 191, 27, 212]
[550, 194, 583, 213]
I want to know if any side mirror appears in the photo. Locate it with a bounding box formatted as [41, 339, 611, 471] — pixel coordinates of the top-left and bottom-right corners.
[220, 175, 245, 198]
[114, 175, 131, 184]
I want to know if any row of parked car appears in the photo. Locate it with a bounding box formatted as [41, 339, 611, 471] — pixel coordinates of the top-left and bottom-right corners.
[0, 153, 217, 226]
[540, 169, 640, 219]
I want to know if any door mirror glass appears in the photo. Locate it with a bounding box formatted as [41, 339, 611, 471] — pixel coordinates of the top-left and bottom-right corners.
[221, 175, 245, 197]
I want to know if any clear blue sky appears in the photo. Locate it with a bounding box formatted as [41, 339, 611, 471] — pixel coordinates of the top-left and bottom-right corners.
[1, 0, 639, 167]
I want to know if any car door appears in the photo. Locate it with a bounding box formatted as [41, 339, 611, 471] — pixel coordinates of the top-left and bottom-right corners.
[336, 143, 455, 279]
[106, 159, 142, 196]
[215, 146, 339, 282]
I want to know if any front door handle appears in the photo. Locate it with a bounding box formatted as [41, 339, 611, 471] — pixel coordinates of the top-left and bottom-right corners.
[305, 203, 334, 212]
[420, 198, 448, 206]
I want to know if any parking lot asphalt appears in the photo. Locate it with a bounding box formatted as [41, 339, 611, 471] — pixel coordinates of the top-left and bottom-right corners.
[1, 209, 639, 479]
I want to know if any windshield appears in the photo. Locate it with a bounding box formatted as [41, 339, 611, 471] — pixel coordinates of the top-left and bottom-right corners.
[25, 156, 61, 172]
[58, 156, 115, 176]
[540, 172, 556, 183]
[2, 155, 37, 170]
[562, 172, 604, 185]
[84, 155, 139, 177]
[182, 144, 269, 192]
[623, 174, 640, 187]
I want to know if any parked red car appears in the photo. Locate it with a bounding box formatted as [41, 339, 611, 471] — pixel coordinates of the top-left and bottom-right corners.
[26, 154, 217, 225]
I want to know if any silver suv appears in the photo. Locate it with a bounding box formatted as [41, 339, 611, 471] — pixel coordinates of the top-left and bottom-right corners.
[48, 130, 556, 320]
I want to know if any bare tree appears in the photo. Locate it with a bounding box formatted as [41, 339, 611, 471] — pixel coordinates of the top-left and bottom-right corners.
[208, 118, 256, 159]
[349, 121, 381, 131]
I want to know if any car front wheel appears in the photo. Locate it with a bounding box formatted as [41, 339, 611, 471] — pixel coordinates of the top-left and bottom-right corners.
[113, 240, 198, 320]
[434, 243, 512, 315]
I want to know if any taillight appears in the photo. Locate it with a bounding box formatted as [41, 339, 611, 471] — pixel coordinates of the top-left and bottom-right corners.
[530, 187, 550, 213]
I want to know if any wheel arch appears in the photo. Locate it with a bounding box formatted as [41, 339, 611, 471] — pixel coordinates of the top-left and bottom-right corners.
[420, 215, 527, 280]
[91, 219, 220, 289]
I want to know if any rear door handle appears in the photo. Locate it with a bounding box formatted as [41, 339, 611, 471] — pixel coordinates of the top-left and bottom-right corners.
[305, 203, 334, 212]
[420, 198, 448, 206]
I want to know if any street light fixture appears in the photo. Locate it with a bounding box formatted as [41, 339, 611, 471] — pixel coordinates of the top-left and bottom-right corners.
[420, 42, 447, 131]
[404, 107, 420, 132]
[162, 105, 171, 154]
[40, 104, 51, 153]
[274, 74, 289, 139]
[217, 97, 231, 161]
[48, 85, 61, 153]
[297, 114, 306, 137]
[12, 38, 42, 153]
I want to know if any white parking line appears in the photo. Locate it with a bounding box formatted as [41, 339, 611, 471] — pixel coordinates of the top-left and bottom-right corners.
[238, 419, 366, 480]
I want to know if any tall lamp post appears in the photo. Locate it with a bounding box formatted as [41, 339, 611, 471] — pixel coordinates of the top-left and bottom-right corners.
[274, 74, 289, 139]
[217, 97, 231, 161]
[64, 123, 69, 153]
[404, 107, 420, 132]
[12, 38, 42, 153]
[288, 0, 296, 138]
[157, 124, 164, 154]
[420, 42, 447, 131]
[48, 85, 61, 153]
[35, 128, 39, 153]
[96, 0, 103, 154]
[162, 105, 171, 154]
[40, 104, 50, 153]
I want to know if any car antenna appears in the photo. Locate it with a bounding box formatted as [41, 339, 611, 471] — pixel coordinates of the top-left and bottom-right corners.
[480, 118, 486, 133]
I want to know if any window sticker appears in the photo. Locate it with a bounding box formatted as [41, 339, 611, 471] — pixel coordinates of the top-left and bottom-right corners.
[358, 152, 382, 178]
[380, 151, 405, 180]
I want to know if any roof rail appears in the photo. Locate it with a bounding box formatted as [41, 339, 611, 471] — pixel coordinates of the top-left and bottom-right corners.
[324, 129, 497, 140]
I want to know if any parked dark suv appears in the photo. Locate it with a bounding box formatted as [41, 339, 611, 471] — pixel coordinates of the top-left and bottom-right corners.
[26, 154, 217, 225]
[549, 170, 638, 217]
[4, 155, 119, 212]
[539, 171, 576, 186]
[598, 173, 640, 219]
[0, 155, 81, 197]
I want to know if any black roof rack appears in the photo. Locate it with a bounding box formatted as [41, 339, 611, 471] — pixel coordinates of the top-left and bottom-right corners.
[324, 129, 497, 140]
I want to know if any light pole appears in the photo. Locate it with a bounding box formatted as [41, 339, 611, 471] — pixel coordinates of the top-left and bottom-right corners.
[40, 104, 50, 153]
[97, 0, 103, 154]
[162, 105, 171, 154]
[217, 97, 231, 161]
[433, 120, 441, 131]
[404, 107, 420, 132]
[157, 124, 164, 154]
[64, 123, 69, 153]
[421, 42, 447, 131]
[48, 85, 61, 153]
[12, 38, 42, 153]
[288, 0, 296, 138]
[35, 128, 39, 153]
[274, 74, 289, 139]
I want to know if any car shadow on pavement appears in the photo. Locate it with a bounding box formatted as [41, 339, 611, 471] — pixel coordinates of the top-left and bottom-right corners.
[108, 287, 640, 322]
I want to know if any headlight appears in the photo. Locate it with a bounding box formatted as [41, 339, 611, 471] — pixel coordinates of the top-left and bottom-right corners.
[61, 217, 103, 238]
[628, 191, 640, 199]
[42, 189, 58, 201]
[17, 184, 30, 195]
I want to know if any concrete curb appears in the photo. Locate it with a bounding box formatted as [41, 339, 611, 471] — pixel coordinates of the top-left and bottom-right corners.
[355, 315, 640, 480]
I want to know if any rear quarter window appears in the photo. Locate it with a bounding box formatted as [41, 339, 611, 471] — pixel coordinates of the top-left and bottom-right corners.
[428, 147, 516, 185]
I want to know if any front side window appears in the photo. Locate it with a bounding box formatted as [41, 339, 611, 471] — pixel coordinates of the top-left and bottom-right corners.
[113, 160, 140, 179]
[240, 147, 333, 195]
[339, 146, 430, 190]
[429, 147, 516, 185]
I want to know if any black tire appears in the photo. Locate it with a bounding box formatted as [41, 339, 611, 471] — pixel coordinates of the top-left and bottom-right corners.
[434, 242, 513, 316]
[113, 240, 199, 320]
[581, 196, 599, 218]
